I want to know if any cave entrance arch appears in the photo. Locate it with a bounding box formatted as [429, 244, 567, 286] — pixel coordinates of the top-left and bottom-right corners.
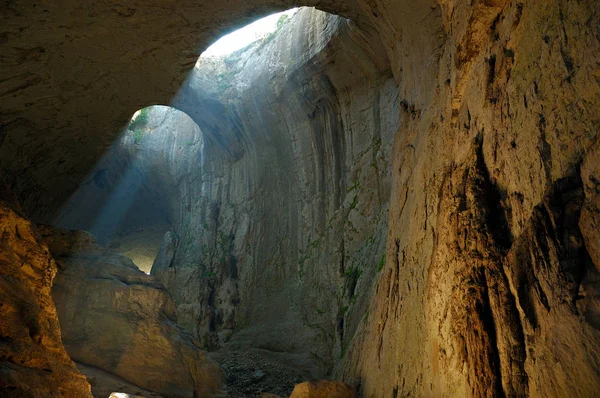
[56, 105, 203, 274]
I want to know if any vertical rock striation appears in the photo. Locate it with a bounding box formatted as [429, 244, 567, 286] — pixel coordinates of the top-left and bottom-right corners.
[58, 8, 399, 377]
[339, 0, 600, 396]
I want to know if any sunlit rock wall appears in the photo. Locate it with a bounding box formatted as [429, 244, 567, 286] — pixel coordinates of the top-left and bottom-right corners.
[338, 1, 600, 397]
[162, 9, 398, 374]
[0, 194, 92, 397]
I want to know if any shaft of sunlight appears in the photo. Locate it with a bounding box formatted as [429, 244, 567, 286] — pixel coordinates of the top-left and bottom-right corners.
[202, 8, 298, 57]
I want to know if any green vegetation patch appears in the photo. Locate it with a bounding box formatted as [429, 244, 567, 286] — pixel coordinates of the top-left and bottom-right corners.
[127, 108, 150, 144]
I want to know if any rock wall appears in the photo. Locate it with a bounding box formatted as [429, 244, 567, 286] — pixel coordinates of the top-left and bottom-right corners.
[0, 194, 91, 397]
[166, 10, 398, 372]
[338, 0, 600, 396]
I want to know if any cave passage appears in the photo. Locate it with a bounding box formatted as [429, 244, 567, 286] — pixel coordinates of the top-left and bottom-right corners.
[54, 9, 306, 277]
[48, 7, 392, 397]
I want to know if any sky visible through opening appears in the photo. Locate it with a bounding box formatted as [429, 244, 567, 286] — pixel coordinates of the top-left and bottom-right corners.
[202, 8, 299, 57]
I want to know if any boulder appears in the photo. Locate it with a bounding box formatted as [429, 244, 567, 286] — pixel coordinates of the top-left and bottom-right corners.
[39, 226, 224, 398]
[290, 380, 354, 398]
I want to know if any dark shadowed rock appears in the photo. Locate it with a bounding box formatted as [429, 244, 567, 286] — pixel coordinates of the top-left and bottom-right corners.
[151, 231, 178, 274]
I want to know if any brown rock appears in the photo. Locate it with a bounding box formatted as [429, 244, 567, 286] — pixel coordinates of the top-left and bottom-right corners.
[0, 200, 92, 397]
[41, 226, 224, 398]
[580, 138, 600, 272]
[76, 362, 164, 398]
[290, 380, 354, 398]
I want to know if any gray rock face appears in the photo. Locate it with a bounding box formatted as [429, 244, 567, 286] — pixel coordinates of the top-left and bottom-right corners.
[151, 231, 179, 274]
[162, 10, 398, 370]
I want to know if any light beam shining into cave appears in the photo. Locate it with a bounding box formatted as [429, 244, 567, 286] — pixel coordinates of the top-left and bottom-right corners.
[55, 8, 302, 271]
[55, 108, 155, 244]
[202, 8, 298, 57]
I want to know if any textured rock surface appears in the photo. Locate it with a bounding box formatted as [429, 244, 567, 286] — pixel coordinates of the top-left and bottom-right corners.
[290, 380, 354, 398]
[0, 196, 91, 397]
[337, 1, 600, 397]
[39, 225, 224, 398]
[209, 347, 313, 397]
[160, 9, 396, 372]
[151, 231, 179, 274]
[2, 0, 600, 397]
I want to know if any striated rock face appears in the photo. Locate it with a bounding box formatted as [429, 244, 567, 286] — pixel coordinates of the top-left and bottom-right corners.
[160, 9, 396, 371]
[337, 1, 600, 396]
[0, 198, 91, 397]
[39, 225, 225, 398]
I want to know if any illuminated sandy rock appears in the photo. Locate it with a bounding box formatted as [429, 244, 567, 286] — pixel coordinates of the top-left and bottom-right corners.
[290, 380, 354, 398]
[0, 198, 91, 397]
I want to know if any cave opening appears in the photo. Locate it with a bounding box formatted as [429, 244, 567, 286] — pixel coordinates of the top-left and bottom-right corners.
[55, 104, 203, 275]
[54, 8, 309, 278]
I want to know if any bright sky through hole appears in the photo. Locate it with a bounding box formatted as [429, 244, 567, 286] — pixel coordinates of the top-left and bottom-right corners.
[202, 8, 299, 57]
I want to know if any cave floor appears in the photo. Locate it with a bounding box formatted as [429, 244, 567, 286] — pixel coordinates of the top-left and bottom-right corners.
[78, 347, 311, 397]
[209, 347, 315, 397]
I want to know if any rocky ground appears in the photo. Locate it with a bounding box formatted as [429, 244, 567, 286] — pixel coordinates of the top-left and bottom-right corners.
[209, 348, 310, 398]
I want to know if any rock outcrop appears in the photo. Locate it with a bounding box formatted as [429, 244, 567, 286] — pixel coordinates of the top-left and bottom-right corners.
[151, 231, 178, 274]
[0, 197, 92, 397]
[39, 225, 225, 398]
[2, 0, 600, 397]
[290, 380, 354, 398]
